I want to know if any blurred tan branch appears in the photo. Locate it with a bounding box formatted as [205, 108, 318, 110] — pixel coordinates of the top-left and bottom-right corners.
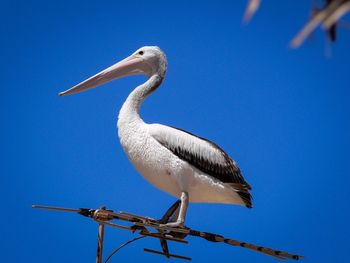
[323, 1, 350, 28]
[243, 0, 350, 48]
[290, 0, 350, 48]
[243, 0, 261, 23]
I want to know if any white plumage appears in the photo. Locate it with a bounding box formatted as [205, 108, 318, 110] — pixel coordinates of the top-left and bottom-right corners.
[118, 120, 245, 204]
[60, 46, 252, 227]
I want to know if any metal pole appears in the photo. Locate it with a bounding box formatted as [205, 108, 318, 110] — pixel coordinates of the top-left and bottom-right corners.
[32, 205, 80, 213]
[96, 206, 106, 263]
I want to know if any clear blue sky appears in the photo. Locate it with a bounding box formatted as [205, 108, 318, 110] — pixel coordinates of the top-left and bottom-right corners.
[2, 1, 350, 262]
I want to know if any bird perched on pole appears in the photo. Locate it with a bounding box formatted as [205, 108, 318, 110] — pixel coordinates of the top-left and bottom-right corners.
[60, 46, 252, 227]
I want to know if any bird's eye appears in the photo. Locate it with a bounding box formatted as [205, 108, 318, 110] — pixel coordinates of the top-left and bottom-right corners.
[138, 50, 144, 55]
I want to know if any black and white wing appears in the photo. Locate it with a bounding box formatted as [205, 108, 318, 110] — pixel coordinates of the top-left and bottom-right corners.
[149, 124, 252, 208]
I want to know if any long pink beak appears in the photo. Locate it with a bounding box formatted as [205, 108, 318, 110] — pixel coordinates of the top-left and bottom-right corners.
[59, 56, 144, 96]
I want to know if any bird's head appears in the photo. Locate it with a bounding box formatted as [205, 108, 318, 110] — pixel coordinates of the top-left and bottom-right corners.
[59, 46, 167, 96]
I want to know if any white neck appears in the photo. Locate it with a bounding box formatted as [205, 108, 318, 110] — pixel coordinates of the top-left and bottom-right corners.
[118, 74, 163, 127]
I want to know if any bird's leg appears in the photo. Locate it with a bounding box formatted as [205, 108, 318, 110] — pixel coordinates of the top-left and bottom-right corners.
[161, 191, 189, 228]
[176, 191, 189, 225]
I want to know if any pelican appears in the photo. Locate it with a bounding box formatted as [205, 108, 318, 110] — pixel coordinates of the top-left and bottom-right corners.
[59, 46, 252, 227]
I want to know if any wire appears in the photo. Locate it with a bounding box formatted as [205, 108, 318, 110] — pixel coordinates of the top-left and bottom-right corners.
[104, 236, 147, 263]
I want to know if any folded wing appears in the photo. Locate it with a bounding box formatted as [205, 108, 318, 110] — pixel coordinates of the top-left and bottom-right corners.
[149, 124, 252, 207]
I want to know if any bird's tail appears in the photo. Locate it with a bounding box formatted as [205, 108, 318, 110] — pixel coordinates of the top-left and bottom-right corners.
[225, 183, 253, 208]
